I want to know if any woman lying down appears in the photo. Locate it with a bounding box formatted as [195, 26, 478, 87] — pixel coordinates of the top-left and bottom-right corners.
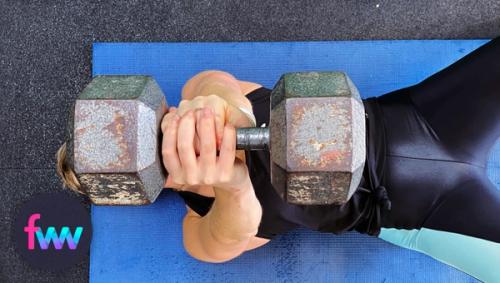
[57, 37, 500, 282]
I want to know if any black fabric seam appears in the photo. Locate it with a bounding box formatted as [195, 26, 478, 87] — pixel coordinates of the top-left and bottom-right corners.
[385, 153, 485, 169]
[403, 89, 487, 169]
[405, 90, 442, 142]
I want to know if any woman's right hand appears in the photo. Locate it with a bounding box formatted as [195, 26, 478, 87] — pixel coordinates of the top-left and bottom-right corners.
[160, 106, 250, 193]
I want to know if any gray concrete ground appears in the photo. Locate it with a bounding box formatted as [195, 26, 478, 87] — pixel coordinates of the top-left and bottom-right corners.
[0, 1, 499, 282]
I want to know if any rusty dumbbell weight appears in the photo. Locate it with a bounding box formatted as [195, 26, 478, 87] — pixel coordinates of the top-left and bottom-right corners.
[65, 72, 365, 206]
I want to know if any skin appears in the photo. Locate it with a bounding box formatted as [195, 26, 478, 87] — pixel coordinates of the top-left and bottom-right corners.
[161, 70, 271, 262]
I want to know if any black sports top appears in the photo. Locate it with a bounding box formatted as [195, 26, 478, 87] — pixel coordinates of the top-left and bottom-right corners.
[175, 87, 391, 240]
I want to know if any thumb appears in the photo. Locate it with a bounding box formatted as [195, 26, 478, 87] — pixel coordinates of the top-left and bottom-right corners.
[164, 175, 183, 190]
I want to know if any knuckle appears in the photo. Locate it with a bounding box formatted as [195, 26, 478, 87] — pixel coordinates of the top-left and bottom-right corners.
[160, 113, 170, 125]
[161, 148, 175, 157]
[196, 108, 205, 119]
[161, 114, 176, 131]
[185, 176, 198, 186]
[201, 112, 213, 122]
[222, 140, 234, 151]
[177, 142, 189, 152]
[214, 114, 223, 124]
[168, 172, 181, 181]
[161, 113, 169, 123]
[173, 177, 184, 185]
[177, 102, 191, 114]
[179, 112, 194, 123]
[206, 94, 220, 102]
[202, 140, 214, 150]
[218, 172, 231, 183]
[177, 102, 186, 112]
[202, 175, 214, 185]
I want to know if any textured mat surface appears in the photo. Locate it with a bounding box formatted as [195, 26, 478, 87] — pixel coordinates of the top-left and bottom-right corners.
[90, 40, 497, 283]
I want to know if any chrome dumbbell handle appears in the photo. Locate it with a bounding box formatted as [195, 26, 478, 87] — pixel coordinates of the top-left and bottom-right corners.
[235, 127, 269, 151]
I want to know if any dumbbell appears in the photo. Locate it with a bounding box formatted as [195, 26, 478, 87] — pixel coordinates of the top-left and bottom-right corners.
[64, 72, 366, 206]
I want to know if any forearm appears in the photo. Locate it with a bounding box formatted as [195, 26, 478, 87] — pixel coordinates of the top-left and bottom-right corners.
[199, 175, 262, 248]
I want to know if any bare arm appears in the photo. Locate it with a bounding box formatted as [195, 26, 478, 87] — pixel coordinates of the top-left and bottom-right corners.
[182, 175, 265, 263]
[177, 70, 269, 262]
[181, 70, 255, 115]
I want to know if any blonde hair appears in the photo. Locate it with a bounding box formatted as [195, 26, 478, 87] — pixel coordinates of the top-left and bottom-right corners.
[55, 142, 84, 195]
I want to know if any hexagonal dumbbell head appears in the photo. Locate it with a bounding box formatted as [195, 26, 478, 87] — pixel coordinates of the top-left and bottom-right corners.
[269, 72, 366, 205]
[65, 75, 168, 205]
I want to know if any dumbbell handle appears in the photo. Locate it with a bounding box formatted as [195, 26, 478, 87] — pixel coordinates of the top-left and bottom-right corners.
[235, 127, 270, 151]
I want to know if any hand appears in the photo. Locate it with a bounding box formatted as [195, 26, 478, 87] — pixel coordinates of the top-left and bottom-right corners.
[161, 106, 250, 192]
[174, 95, 255, 153]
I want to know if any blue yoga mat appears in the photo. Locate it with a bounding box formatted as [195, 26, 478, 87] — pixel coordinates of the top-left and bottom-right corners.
[90, 40, 498, 283]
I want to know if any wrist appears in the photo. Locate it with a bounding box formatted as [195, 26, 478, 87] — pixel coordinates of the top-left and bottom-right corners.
[213, 173, 253, 198]
[209, 175, 261, 242]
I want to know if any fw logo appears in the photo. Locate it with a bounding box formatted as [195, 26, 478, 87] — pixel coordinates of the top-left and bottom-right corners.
[24, 213, 84, 250]
[14, 192, 92, 270]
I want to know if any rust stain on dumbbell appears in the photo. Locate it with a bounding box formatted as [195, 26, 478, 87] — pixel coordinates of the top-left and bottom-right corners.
[287, 97, 351, 171]
[320, 150, 344, 162]
[74, 100, 137, 172]
[102, 110, 132, 169]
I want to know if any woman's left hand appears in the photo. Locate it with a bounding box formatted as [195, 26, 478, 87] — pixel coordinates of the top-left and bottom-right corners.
[172, 94, 255, 154]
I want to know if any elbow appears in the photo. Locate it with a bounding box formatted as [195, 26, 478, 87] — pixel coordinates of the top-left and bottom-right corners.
[182, 226, 244, 264]
[193, 70, 241, 94]
[183, 241, 240, 264]
[182, 70, 241, 100]
[197, 70, 238, 83]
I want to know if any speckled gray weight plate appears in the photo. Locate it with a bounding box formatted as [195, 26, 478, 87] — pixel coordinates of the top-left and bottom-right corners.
[65, 76, 168, 205]
[269, 72, 366, 205]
